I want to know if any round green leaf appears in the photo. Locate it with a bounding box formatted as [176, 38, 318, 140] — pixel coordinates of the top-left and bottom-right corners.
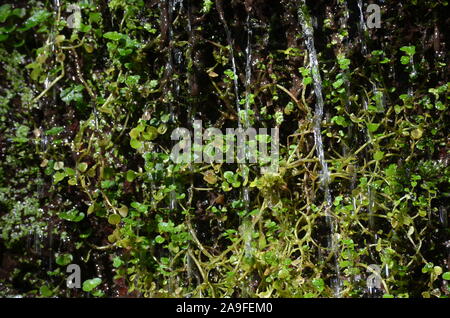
[78, 162, 88, 172]
[142, 126, 158, 141]
[55, 253, 73, 266]
[130, 138, 142, 149]
[126, 170, 136, 182]
[129, 127, 140, 139]
[82, 278, 102, 292]
[373, 151, 384, 161]
[155, 235, 165, 244]
[39, 285, 53, 297]
[108, 214, 121, 225]
[411, 128, 423, 140]
[117, 204, 128, 218]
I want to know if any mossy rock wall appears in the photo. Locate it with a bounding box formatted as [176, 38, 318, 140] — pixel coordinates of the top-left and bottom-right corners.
[0, 0, 449, 298]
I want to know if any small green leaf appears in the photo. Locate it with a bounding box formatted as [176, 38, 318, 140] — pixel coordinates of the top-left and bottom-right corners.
[157, 124, 167, 135]
[303, 77, 312, 85]
[367, 123, 380, 133]
[125, 75, 140, 87]
[130, 138, 142, 149]
[55, 253, 73, 266]
[39, 285, 53, 297]
[331, 116, 348, 127]
[433, 266, 443, 276]
[0, 4, 12, 23]
[312, 278, 324, 292]
[373, 151, 384, 161]
[87, 204, 95, 215]
[131, 202, 148, 213]
[54, 161, 64, 170]
[142, 126, 158, 141]
[108, 214, 121, 225]
[135, 124, 145, 132]
[117, 204, 128, 218]
[203, 170, 218, 184]
[59, 209, 85, 222]
[422, 262, 434, 274]
[78, 162, 88, 172]
[411, 128, 423, 140]
[19, 10, 52, 31]
[332, 78, 344, 89]
[435, 101, 446, 111]
[222, 181, 231, 192]
[113, 257, 123, 268]
[155, 235, 165, 244]
[442, 272, 450, 280]
[338, 58, 351, 70]
[224, 171, 234, 180]
[0, 34, 9, 42]
[82, 278, 102, 292]
[65, 167, 75, 176]
[60, 85, 84, 104]
[45, 127, 64, 135]
[161, 114, 170, 123]
[53, 171, 66, 183]
[103, 31, 124, 41]
[101, 180, 115, 189]
[89, 12, 102, 24]
[400, 56, 410, 65]
[129, 127, 140, 139]
[126, 170, 136, 182]
[400, 46, 416, 56]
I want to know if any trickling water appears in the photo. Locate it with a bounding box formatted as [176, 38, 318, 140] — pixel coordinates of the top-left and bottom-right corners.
[34, 229, 42, 256]
[373, 84, 386, 112]
[217, 2, 252, 218]
[48, 225, 53, 272]
[169, 190, 177, 210]
[298, 4, 341, 297]
[243, 14, 252, 129]
[40, 127, 48, 152]
[407, 55, 417, 99]
[38, 130, 48, 200]
[410, 56, 417, 79]
[357, 0, 368, 55]
[241, 13, 253, 210]
[241, 10, 255, 297]
[337, 1, 352, 158]
[363, 89, 377, 238]
[439, 206, 448, 227]
[161, 0, 178, 213]
[185, 6, 201, 291]
[51, 0, 61, 50]
[159, 0, 175, 118]
[339, 1, 350, 30]
[216, 5, 255, 295]
[367, 187, 375, 231]
[298, 10, 331, 194]
[217, 3, 241, 127]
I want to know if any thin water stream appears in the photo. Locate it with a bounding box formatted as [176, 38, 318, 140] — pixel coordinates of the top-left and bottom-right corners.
[298, 3, 341, 297]
[216, 1, 241, 128]
[357, 0, 368, 55]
